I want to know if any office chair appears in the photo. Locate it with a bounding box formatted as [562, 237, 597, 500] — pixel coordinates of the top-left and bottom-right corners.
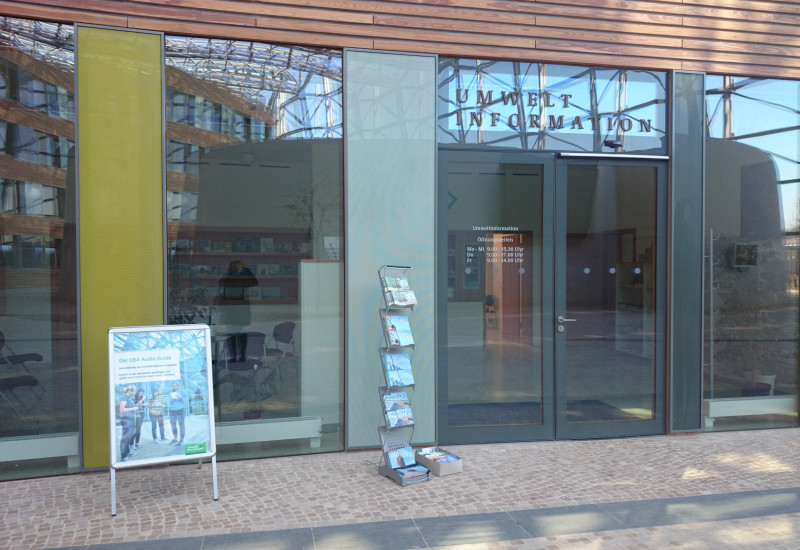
[484, 295, 497, 328]
[264, 321, 296, 383]
[0, 331, 45, 400]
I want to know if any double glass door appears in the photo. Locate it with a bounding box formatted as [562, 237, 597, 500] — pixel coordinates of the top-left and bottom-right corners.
[438, 150, 666, 443]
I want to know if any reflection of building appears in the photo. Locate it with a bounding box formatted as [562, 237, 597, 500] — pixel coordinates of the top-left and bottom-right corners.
[0, 22, 79, 459]
[0, 4, 798, 481]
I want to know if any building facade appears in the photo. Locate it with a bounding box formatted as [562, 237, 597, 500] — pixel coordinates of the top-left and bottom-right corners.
[0, 1, 797, 480]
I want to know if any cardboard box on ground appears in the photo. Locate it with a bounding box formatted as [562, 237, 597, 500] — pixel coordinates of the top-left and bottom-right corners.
[415, 447, 462, 476]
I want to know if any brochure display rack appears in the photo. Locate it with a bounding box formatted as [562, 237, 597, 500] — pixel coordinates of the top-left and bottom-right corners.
[377, 265, 430, 486]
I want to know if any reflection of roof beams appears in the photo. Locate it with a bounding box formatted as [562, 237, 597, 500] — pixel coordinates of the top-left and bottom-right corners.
[167, 121, 240, 148]
[0, 45, 73, 91]
[0, 21, 341, 132]
[0, 18, 74, 65]
[0, 32, 277, 128]
[165, 37, 341, 88]
[0, 97, 73, 139]
[0, 155, 67, 188]
[705, 78, 762, 95]
[0, 211, 64, 239]
[167, 66, 275, 126]
[729, 125, 800, 142]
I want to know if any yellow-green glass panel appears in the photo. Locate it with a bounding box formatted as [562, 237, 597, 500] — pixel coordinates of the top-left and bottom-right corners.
[77, 27, 164, 469]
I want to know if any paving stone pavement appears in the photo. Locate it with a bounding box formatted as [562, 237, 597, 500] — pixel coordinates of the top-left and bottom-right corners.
[2, 428, 800, 549]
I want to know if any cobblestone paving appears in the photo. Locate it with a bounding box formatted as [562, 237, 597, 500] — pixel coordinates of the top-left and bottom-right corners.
[2, 428, 800, 549]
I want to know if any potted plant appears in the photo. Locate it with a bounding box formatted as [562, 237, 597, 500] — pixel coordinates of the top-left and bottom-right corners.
[168, 264, 212, 325]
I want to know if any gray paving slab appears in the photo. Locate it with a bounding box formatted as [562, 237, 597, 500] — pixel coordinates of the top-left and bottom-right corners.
[87, 538, 204, 550]
[507, 504, 623, 537]
[412, 512, 534, 547]
[313, 519, 425, 550]
[204, 529, 313, 550]
[598, 488, 800, 529]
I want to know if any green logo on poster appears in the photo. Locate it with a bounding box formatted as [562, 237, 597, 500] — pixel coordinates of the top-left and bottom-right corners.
[185, 443, 206, 455]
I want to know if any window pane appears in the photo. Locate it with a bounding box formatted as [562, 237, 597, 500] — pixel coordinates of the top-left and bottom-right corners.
[0, 17, 79, 480]
[438, 59, 667, 154]
[445, 161, 544, 430]
[704, 76, 800, 430]
[164, 36, 344, 459]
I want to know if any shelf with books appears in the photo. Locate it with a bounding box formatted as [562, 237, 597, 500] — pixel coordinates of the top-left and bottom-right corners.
[168, 227, 311, 305]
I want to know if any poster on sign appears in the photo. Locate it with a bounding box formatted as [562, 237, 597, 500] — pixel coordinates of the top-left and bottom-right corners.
[108, 324, 216, 469]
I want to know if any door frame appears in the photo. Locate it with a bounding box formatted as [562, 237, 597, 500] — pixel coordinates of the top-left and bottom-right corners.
[436, 149, 669, 443]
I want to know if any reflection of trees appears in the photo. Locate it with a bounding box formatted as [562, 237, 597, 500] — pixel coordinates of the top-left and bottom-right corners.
[790, 199, 800, 293]
[167, 262, 211, 325]
[710, 237, 797, 386]
[284, 172, 341, 256]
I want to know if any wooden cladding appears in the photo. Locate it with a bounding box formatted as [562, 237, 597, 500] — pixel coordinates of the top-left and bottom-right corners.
[0, 44, 74, 91]
[1, 0, 799, 78]
[0, 212, 64, 239]
[0, 155, 68, 189]
[0, 97, 74, 141]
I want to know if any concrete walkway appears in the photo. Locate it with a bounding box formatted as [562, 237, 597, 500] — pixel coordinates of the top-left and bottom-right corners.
[2, 428, 800, 549]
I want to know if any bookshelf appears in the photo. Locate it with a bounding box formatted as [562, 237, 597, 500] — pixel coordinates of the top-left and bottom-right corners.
[169, 227, 311, 305]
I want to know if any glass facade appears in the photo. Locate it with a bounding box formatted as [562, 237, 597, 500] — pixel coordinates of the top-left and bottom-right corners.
[703, 76, 800, 430]
[0, 18, 79, 479]
[1, 12, 799, 480]
[163, 36, 345, 459]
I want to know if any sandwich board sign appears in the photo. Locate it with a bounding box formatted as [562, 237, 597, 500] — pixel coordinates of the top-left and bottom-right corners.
[108, 323, 218, 515]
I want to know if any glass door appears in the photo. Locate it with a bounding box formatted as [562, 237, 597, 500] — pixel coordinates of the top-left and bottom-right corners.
[438, 150, 554, 443]
[554, 157, 666, 439]
[438, 152, 666, 443]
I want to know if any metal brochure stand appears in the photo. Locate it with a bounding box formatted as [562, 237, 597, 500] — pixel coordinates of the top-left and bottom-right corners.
[108, 324, 219, 516]
[377, 265, 431, 486]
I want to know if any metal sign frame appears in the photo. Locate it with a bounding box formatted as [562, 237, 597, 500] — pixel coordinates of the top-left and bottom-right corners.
[107, 323, 218, 515]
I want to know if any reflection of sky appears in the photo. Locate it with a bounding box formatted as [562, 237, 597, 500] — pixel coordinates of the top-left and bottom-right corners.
[706, 76, 800, 231]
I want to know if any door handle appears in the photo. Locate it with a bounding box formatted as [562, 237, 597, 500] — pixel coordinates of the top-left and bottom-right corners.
[557, 315, 576, 323]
